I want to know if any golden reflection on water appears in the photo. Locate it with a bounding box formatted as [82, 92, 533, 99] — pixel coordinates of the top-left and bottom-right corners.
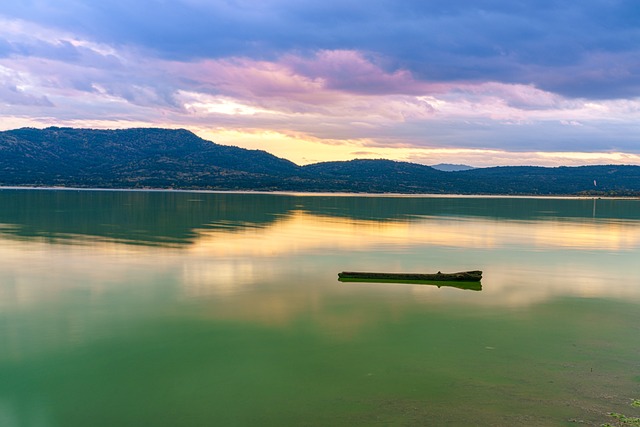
[2, 206, 640, 366]
[186, 211, 640, 257]
[2, 209, 640, 317]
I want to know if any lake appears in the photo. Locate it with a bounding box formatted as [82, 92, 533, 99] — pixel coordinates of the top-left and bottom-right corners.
[1, 189, 639, 426]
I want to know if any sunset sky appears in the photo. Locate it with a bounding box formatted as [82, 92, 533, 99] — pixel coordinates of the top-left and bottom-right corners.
[1, 0, 640, 167]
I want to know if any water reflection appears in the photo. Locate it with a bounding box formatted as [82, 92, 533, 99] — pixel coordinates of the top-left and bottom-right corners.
[2, 190, 640, 426]
[339, 278, 483, 291]
[1, 189, 640, 247]
[191, 211, 640, 254]
[1, 189, 639, 317]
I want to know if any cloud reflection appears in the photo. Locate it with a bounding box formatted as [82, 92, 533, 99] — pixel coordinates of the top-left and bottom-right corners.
[2, 204, 640, 329]
[1, 218, 640, 368]
[186, 211, 640, 256]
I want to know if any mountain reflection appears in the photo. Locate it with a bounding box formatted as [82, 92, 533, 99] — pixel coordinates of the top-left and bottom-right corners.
[2, 189, 640, 340]
[1, 188, 639, 247]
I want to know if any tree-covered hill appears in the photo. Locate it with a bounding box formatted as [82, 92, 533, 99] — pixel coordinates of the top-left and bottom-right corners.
[0, 127, 300, 189]
[1, 127, 639, 195]
[452, 165, 640, 195]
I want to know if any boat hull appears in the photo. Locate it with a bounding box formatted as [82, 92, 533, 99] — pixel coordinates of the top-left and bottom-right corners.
[337, 270, 482, 282]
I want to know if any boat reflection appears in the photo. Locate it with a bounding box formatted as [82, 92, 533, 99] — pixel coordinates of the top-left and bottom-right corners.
[339, 277, 482, 291]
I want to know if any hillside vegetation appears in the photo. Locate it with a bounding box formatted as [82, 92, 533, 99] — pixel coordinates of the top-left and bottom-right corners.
[2, 127, 639, 196]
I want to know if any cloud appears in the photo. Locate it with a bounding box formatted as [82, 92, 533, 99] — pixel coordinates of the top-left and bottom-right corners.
[350, 151, 380, 156]
[0, 82, 53, 106]
[0, 63, 54, 107]
[284, 50, 429, 95]
[3, 1, 640, 99]
[405, 149, 640, 169]
[169, 53, 437, 119]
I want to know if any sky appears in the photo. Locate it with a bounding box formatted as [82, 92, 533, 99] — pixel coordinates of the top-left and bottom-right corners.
[1, 0, 640, 167]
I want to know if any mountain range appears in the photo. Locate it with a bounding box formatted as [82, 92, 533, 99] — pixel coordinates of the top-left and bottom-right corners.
[1, 127, 639, 196]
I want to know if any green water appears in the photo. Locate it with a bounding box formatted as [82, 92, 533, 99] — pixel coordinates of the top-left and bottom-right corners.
[1, 189, 639, 426]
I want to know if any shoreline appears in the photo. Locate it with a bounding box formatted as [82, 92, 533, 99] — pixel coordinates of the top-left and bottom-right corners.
[1, 185, 638, 199]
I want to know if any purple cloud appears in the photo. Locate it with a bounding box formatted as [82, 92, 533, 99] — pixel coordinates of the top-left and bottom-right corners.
[3, 0, 639, 99]
[0, 82, 53, 106]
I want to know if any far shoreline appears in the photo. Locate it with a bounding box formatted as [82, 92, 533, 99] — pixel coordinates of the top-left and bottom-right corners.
[1, 185, 638, 200]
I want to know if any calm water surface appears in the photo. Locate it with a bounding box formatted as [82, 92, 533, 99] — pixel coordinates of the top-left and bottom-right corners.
[1, 189, 639, 426]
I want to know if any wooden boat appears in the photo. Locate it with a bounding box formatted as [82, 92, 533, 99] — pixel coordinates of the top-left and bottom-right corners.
[337, 270, 483, 291]
[338, 270, 482, 282]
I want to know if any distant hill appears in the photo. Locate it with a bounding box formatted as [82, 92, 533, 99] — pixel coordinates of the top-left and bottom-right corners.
[1, 127, 639, 196]
[301, 159, 449, 193]
[0, 127, 300, 190]
[431, 163, 475, 172]
[453, 165, 640, 196]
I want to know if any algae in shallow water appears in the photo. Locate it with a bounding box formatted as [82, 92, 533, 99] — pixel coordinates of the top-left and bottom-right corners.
[603, 399, 640, 427]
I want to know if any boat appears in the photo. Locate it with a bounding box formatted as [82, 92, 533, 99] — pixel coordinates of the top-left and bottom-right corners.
[337, 270, 482, 282]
